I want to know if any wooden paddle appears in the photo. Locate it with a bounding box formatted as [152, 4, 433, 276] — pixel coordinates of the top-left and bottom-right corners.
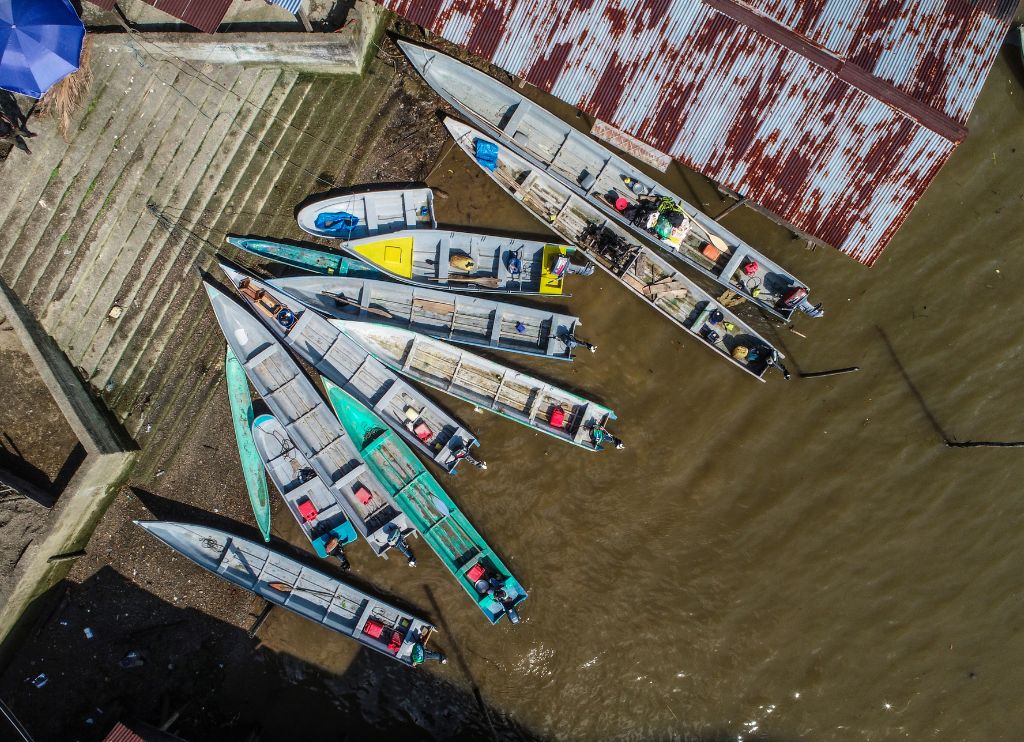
[268, 581, 336, 599]
[426, 275, 502, 288]
[319, 291, 394, 319]
[708, 234, 730, 254]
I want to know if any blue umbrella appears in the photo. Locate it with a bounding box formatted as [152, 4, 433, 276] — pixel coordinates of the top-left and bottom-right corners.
[0, 0, 85, 99]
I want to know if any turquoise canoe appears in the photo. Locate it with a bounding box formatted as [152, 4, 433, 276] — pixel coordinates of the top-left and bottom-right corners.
[225, 346, 272, 542]
[322, 376, 527, 625]
[226, 236, 382, 278]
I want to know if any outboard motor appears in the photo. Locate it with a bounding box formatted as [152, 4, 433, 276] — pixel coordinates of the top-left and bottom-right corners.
[324, 536, 351, 571]
[452, 441, 487, 470]
[798, 299, 824, 318]
[778, 286, 824, 318]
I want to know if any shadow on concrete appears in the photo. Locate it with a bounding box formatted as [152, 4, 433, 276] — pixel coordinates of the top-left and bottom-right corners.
[0, 439, 86, 498]
[0, 564, 549, 741]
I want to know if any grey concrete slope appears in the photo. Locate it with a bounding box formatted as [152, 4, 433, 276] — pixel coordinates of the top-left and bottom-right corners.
[0, 40, 442, 481]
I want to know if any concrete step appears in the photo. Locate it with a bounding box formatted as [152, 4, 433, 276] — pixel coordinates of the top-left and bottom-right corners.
[115, 251, 225, 438]
[0, 49, 126, 237]
[97, 69, 304, 408]
[37, 68, 231, 328]
[230, 74, 367, 240]
[73, 65, 273, 376]
[0, 54, 149, 284]
[50, 65, 257, 359]
[127, 319, 226, 478]
[25, 64, 220, 316]
[41, 64, 237, 342]
[220, 77, 331, 233]
[117, 278, 223, 442]
[9, 66, 182, 301]
[219, 66, 399, 265]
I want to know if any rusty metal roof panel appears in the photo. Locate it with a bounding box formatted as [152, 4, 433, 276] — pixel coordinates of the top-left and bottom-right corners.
[146, 0, 232, 34]
[381, 0, 1013, 265]
[737, 0, 1016, 123]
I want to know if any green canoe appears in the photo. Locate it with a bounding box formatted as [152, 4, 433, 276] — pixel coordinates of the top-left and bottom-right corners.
[225, 346, 272, 542]
[226, 236, 382, 278]
[322, 376, 527, 624]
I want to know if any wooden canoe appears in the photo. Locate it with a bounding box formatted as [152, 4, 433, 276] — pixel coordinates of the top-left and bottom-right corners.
[334, 320, 621, 451]
[268, 273, 581, 361]
[204, 279, 418, 559]
[226, 236, 382, 279]
[224, 345, 272, 542]
[400, 41, 821, 321]
[444, 119, 785, 382]
[335, 228, 591, 296]
[323, 378, 527, 624]
[214, 262, 482, 475]
[135, 521, 444, 666]
[297, 187, 435, 240]
[250, 412, 359, 564]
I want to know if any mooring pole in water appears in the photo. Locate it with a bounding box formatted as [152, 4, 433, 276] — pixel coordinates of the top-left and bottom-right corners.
[799, 366, 860, 379]
[714, 196, 748, 222]
[248, 602, 274, 639]
[945, 440, 1024, 449]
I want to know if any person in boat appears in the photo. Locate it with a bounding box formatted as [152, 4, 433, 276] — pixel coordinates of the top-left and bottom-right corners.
[748, 345, 791, 380]
[411, 629, 447, 665]
[486, 578, 522, 624]
[587, 422, 625, 450]
[556, 328, 597, 354]
[384, 524, 416, 567]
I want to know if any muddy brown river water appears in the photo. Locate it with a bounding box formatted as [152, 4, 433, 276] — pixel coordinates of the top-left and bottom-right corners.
[244, 40, 1024, 742]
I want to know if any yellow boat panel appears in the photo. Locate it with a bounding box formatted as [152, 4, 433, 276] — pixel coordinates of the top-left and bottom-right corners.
[351, 237, 414, 278]
[540, 244, 570, 295]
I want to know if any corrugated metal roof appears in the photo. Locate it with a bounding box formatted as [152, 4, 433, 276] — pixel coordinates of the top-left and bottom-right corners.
[379, 0, 1016, 265]
[85, 0, 231, 29]
[145, 0, 232, 33]
[269, 0, 305, 14]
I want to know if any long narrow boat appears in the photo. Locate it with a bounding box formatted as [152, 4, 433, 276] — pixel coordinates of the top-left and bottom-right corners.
[401, 41, 822, 322]
[216, 262, 483, 474]
[205, 280, 420, 560]
[445, 119, 785, 382]
[251, 413, 360, 568]
[297, 187, 435, 240]
[323, 379, 527, 624]
[225, 346, 272, 541]
[335, 228, 591, 296]
[334, 320, 622, 450]
[136, 521, 446, 666]
[269, 273, 581, 361]
[227, 236, 382, 279]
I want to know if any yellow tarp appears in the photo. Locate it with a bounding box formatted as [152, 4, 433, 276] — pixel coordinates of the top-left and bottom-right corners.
[351, 237, 414, 278]
[540, 244, 570, 295]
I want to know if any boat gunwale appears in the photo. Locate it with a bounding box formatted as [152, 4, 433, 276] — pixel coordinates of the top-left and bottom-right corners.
[401, 40, 808, 321]
[225, 346, 273, 541]
[335, 319, 617, 451]
[321, 378, 528, 624]
[135, 521, 432, 666]
[268, 273, 580, 362]
[444, 118, 775, 383]
[214, 264, 480, 475]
